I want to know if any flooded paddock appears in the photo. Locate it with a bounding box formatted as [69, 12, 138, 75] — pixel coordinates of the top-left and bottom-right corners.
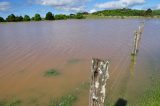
[0, 19, 160, 106]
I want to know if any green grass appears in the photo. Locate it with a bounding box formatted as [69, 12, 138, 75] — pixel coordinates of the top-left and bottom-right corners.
[138, 86, 160, 106]
[44, 69, 60, 77]
[0, 99, 21, 106]
[49, 94, 77, 106]
[0, 101, 5, 106]
[85, 14, 160, 19]
[49, 82, 89, 106]
[137, 73, 160, 106]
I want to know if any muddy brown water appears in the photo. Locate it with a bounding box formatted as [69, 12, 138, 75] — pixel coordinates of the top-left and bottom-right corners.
[0, 19, 160, 106]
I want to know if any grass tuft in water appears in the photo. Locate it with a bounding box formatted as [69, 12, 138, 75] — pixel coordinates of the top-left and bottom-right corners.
[49, 94, 77, 106]
[44, 69, 60, 77]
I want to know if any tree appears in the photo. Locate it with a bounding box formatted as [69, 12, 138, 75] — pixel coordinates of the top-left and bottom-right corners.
[145, 8, 152, 16]
[15, 16, 23, 22]
[92, 9, 146, 16]
[45, 12, 54, 20]
[23, 15, 30, 21]
[34, 14, 41, 21]
[75, 13, 85, 19]
[6, 14, 16, 22]
[31, 17, 34, 20]
[55, 14, 67, 20]
[0, 17, 5, 22]
[69, 14, 76, 19]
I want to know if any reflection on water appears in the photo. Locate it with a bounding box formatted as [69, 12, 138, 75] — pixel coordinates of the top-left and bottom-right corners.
[129, 54, 137, 77]
[0, 19, 160, 106]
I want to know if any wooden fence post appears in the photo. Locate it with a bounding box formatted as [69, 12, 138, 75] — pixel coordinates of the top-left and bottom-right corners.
[89, 58, 109, 106]
[131, 23, 144, 55]
[130, 23, 144, 76]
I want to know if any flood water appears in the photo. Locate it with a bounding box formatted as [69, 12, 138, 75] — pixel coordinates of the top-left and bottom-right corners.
[0, 19, 160, 106]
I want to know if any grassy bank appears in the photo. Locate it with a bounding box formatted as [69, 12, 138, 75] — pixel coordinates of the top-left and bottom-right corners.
[85, 14, 160, 19]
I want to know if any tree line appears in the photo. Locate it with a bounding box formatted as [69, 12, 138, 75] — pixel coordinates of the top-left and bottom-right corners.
[92, 8, 157, 17]
[1, 9, 160, 22]
[0, 12, 85, 22]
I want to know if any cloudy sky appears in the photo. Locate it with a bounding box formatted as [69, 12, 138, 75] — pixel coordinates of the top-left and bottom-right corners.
[0, 0, 160, 18]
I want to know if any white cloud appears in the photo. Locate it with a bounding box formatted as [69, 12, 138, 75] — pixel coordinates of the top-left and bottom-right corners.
[34, 0, 88, 12]
[89, 9, 97, 13]
[156, 4, 160, 9]
[0, 2, 10, 11]
[59, 6, 85, 12]
[96, 0, 145, 9]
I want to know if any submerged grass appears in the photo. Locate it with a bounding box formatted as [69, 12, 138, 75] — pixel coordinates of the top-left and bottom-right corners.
[49, 94, 77, 106]
[0, 101, 5, 106]
[79, 82, 90, 90]
[49, 82, 89, 106]
[67, 59, 80, 64]
[44, 69, 60, 77]
[138, 73, 160, 106]
[0, 99, 21, 106]
[138, 86, 160, 106]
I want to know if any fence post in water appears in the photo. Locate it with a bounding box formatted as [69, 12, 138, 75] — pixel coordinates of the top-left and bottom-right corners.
[89, 58, 109, 106]
[131, 23, 144, 55]
[132, 31, 139, 55]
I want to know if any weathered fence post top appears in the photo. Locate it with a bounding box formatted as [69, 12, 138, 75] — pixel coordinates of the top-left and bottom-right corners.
[89, 58, 110, 106]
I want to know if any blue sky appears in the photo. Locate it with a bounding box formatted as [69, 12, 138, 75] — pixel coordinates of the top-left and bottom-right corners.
[0, 0, 160, 18]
